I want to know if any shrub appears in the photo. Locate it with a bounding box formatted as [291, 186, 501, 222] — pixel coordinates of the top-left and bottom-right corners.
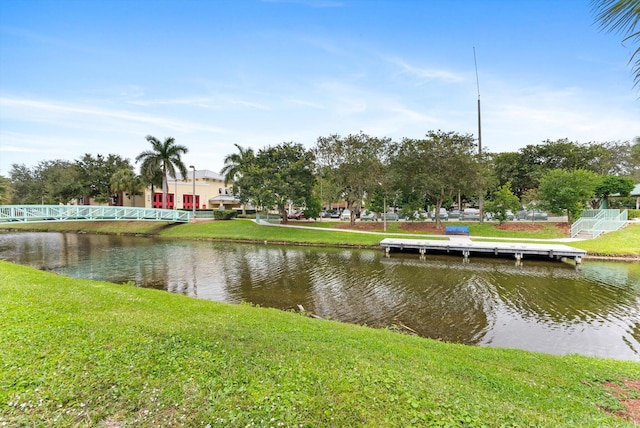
[213, 210, 237, 220]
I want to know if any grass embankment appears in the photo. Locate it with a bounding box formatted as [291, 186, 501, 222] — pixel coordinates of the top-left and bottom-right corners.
[566, 223, 640, 257]
[0, 220, 173, 235]
[2, 261, 639, 427]
[2, 219, 639, 257]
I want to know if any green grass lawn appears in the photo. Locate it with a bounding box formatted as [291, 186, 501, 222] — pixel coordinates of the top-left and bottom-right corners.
[1, 261, 638, 427]
[567, 223, 640, 257]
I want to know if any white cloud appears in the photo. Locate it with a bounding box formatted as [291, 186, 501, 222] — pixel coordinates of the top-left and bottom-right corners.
[383, 56, 466, 84]
[0, 96, 229, 134]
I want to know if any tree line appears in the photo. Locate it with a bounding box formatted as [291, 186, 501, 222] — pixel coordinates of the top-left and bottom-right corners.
[2, 132, 638, 225]
[220, 132, 639, 225]
[1, 135, 187, 209]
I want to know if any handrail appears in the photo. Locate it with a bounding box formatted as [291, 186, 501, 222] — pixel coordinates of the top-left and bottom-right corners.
[571, 209, 627, 238]
[0, 205, 191, 223]
[591, 210, 628, 239]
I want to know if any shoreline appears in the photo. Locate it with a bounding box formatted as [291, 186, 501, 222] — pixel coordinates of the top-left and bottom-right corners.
[2, 224, 639, 261]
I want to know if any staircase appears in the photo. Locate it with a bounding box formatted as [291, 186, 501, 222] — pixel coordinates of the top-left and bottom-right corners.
[570, 209, 628, 239]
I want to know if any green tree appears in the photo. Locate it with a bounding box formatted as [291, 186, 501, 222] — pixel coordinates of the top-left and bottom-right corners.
[9, 160, 81, 204]
[496, 139, 632, 197]
[630, 137, 640, 181]
[39, 160, 82, 204]
[484, 182, 521, 224]
[110, 168, 143, 207]
[236, 142, 315, 223]
[591, 175, 635, 208]
[75, 154, 132, 204]
[314, 132, 390, 225]
[303, 195, 322, 220]
[220, 144, 255, 214]
[0, 175, 10, 204]
[9, 163, 40, 204]
[136, 136, 188, 209]
[388, 130, 481, 228]
[538, 169, 599, 223]
[593, 0, 640, 88]
[221, 144, 255, 186]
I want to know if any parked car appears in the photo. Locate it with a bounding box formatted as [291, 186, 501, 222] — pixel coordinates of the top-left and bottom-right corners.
[430, 208, 449, 221]
[412, 210, 429, 221]
[330, 211, 340, 219]
[460, 208, 481, 221]
[381, 211, 399, 221]
[516, 210, 548, 221]
[485, 209, 515, 222]
[287, 211, 305, 220]
[360, 210, 377, 221]
[448, 209, 460, 219]
[340, 209, 352, 221]
[320, 210, 332, 218]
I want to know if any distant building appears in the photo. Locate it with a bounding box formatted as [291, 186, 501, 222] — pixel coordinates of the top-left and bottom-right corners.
[143, 169, 242, 211]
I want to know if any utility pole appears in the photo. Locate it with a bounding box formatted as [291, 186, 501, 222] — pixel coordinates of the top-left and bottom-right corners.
[474, 47, 484, 224]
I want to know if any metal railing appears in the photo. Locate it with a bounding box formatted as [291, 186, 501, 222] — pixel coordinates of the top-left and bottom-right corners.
[570, 209, 628, 238]
[0, 205, 191, 223]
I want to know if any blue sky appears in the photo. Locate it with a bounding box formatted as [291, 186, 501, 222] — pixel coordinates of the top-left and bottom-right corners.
[1, 0, 639, 176]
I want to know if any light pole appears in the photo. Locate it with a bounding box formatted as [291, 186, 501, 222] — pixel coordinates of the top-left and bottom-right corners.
[383, 193, 387, 233]
[189, 165, 196, 218]
[378, 182, 387, 233]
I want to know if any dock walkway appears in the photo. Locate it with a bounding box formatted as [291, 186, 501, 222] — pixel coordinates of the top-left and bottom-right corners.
[380, 237, 586, 263]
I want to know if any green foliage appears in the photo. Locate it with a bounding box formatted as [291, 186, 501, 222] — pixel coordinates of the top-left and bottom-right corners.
[220, 143, 254, 186]
[388, 130, 484, 227]
[110, 168, 143, 206]
[212, 209, 237, 220]
[76, 153, 132, 203]
[592, 175, 635, 208]
[9, 158, 121, 205]
[315, 132, 390, 225]
[2, 261, 639, 426]
[484, 182, 521, 224]
[0, 175, 9, 204]
[492, 139, 634, 198]
[593, 0, 640, 88]
[303, 195, 322, 219]
[538, 169, 599, 223]
[235, 142, 315, 223]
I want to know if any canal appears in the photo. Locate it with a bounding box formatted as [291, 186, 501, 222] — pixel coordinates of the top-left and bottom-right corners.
[2, 231, 639, 361]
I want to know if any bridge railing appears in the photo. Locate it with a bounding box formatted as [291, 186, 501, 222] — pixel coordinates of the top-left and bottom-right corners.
[0, 205, 191, 223]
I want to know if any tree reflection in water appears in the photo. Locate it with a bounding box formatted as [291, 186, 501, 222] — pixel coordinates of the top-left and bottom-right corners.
[0, 232, 638, 361]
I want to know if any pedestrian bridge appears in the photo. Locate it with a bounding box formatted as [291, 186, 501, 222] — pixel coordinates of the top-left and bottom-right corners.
[0, 205, 192, 223]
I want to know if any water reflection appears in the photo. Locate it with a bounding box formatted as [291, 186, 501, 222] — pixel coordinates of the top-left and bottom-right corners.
[1, 231, 638, 361]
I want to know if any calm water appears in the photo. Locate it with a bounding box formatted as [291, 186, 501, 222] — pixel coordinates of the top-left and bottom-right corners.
[2, 231, 639, 361]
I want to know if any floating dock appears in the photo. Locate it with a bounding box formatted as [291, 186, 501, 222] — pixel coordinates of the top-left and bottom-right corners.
[379, 237, 586, 263]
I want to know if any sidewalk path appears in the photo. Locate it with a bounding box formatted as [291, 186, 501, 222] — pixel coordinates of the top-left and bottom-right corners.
[253, 219, 586, 243]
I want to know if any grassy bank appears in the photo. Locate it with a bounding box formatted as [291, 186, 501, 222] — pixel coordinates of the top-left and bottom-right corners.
[2, 219, 639, 257]
[1, 261, 638, 427]
[566, 223, 640, 257]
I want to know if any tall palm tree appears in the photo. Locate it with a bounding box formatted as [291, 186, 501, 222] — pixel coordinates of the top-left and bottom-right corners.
[136, 136, 189, 209]
[220, 143, 254, 185]
[220, 144, 254, 214]
[593, 0, 640, 88]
